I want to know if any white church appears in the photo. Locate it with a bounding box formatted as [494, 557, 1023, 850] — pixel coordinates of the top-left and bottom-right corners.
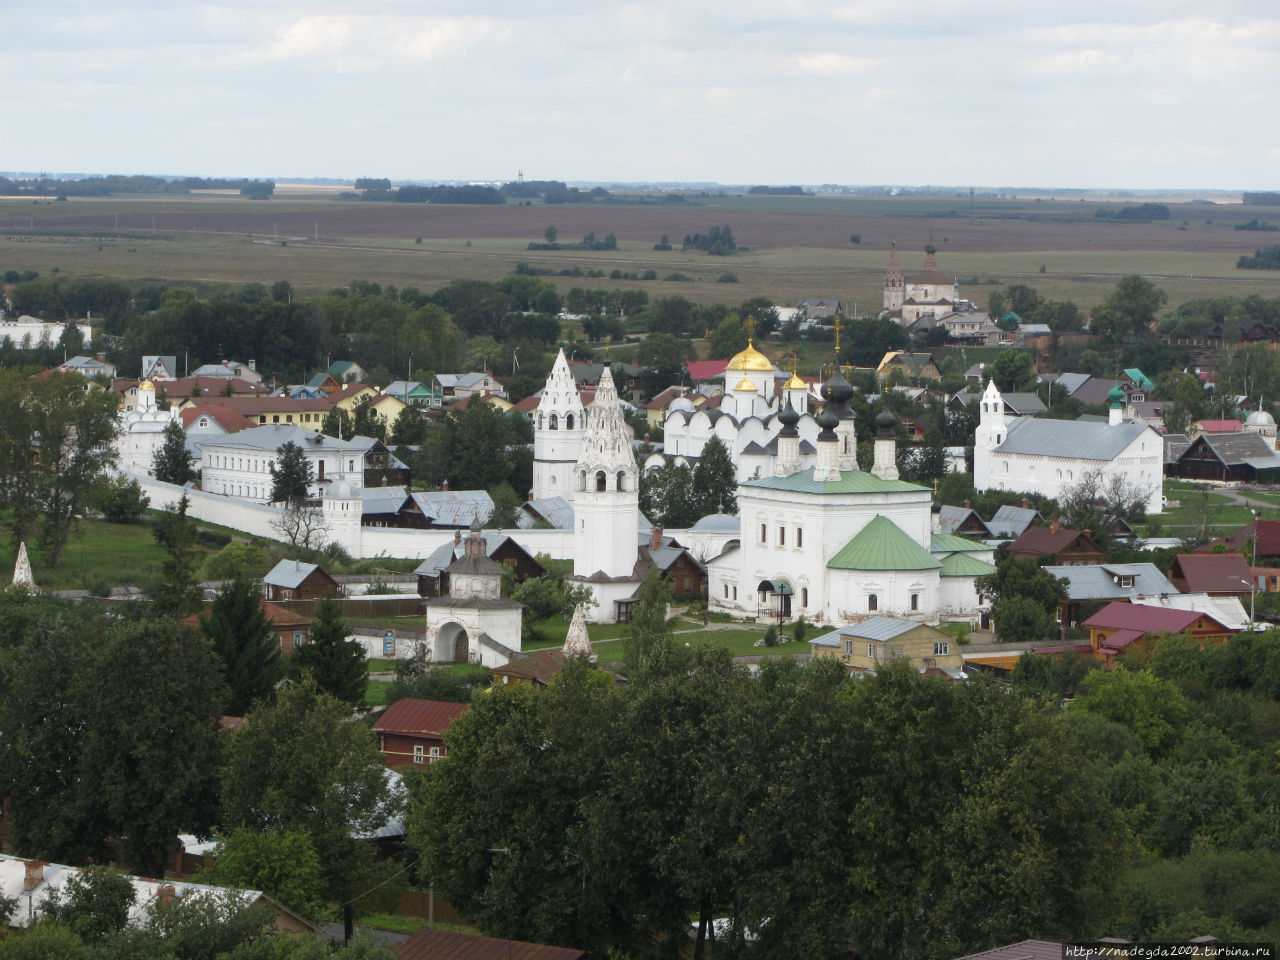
[881, 245, 963, 327]
[643, 339, 824, 482]
[707, 360, 995, 627]
[974, 380, 1164, 514]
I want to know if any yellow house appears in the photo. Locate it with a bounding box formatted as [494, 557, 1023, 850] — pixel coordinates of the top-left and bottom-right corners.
[333, 387, 412, 432]
[809, 616, 965, 677]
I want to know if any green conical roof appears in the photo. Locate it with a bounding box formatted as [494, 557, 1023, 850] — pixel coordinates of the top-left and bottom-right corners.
[939, 553, 997, 577]
[828, 516, 941, 571]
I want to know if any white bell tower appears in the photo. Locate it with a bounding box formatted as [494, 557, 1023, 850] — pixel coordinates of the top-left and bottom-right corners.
[572, 363, 638, 580]
[973, 380, 1007, 485]
[532, 348, 586, 502]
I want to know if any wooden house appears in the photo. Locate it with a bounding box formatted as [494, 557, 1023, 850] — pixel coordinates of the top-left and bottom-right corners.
[262, 560, 341, 602]
[372, 698, 469, 769]
[1004, 519, 1107, 565]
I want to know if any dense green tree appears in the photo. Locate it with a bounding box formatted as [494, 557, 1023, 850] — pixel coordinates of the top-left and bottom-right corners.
[91, 473, 150, 522]
[200, 577, 281, 715]
[386, 656, 491, 704]
[690, 436, 737, 517]
[992, 594, 1057, 643]
[624, 568, 674, 673]
[976, 555, 1067, 620]
[1092, 274, 1168, 343]
[221, 677, 392, 916]
[294, 598, 365, 705]
[1071, 666, 1190, 756]
[39, 866, 135, 943]
[707, 316, 747, 359]
[269, 441, 313, 507]
[639, 461, 699, 527]
[988, 348, 1036, 391]
[200, 539, 272, 582]
[153, 420, 195, 486]
[151, 494, 203, 618]
[632, 331, 694, 393]
[485, 482, 521, 528]
[197, 828, 325, 917]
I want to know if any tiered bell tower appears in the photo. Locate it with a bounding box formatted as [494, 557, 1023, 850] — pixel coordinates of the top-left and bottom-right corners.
[532, 348, 586, 501]
[883, 242, 905, 314]
[572, 363, 638, 581]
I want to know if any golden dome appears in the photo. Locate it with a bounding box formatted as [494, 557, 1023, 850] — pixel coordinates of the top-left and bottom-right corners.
[734, 376, 756, 392]
[784, 372, 806, 390]
[139, 378, 156, 392]
[726, 339, 773, 372]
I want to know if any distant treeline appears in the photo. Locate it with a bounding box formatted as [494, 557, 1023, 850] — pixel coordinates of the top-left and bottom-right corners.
[0, 175, 274, 198]
[355, 184, 505, 204]
[1095, 202, 1170, 222]
[1234, 219, 1279, 232]
[1238, 245, 1280, 270]
[747, 185, 810, 196]
[1243, 192, 1280, 206]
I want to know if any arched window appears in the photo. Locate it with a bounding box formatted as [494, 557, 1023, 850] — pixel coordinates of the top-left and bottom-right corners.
[566, 413, 575, 430]
[911, 593, 919, 611]
[801, 587, 809, 607]
[537, 413, 544, 429]
[578, 470, 587, 492]
[1003, 462, 1009, 474]
[868, 594, 878, 612]
[549, 414, 558, 430]
[595, 471, 607, 492]
[616, 470, 627, 491]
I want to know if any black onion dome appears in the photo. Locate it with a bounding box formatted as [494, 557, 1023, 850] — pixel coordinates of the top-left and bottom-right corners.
[826, 365, 855, 406]
[816, 404, 839, 440]
[874, 409, 897, 438]
[778, 395, 801, 427]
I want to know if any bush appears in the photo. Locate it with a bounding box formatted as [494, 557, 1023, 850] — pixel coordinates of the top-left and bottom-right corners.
[664, 272, 693, 282]
[716, 273, 738, 283]
[763, 625, 779, 647]
[792, 616, 808, 643]
[92, 475, 149, 523]
[642, 269, 657, 280]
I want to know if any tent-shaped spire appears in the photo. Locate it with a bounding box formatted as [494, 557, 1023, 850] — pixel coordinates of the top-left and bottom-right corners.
[12, 541, 35, 593]
[562, 603, 594, 658]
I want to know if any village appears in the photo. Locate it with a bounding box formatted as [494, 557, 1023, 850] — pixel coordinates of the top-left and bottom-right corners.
[4, 241, 1280, 960]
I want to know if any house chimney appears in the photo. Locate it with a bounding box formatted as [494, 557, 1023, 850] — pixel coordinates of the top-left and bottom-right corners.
[1051, 516, 1060, 535]
[442, 479, 448, 491]
[963, 499, 971, 510]
[24, 861, 45, 891]
[1021, 498, 1029, 510]
[651, 526, 663, 551]
[156, 884, 176, 908]
[1083, 528, 1091, 539]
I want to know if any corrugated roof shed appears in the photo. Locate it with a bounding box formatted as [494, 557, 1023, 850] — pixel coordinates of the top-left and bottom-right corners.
[373, 699, 468, 736]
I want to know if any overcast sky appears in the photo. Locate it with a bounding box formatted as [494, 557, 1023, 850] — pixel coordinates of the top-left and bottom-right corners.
[7, 1, 1279, 189]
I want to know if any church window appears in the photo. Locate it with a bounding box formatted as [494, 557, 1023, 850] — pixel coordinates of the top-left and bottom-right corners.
[550, 414, 558, 430]
[538, 414, 544, 429]
[551, 475, 557, 487]
[566, 413, 574, 430]
[911, 593, 919, 611]
[868, 594, 878, 612]
[723, 584, 728, 598]
[1003, 462, 1009, 474]
[933, 641, 950, 656]
[595, 471, 607, 492]
[732, 586, 737, 600]
[760, 523, 767, 544]
[778, 526, 786, 547]
[796, 528, 803, 548]
[617, 470, 627, 491]
[802, 587, 809, 607]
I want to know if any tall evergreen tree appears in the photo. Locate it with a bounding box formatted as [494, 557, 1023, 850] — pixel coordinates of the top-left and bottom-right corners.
[199, 577, 281, 715]
[623, 568, 673, 674]
[294, 597, 366, 705]
[269, 441, 313, 508]
[152, 419, 194, 485]
[691, 436, 737, 517]
[151, 494, 203, 618]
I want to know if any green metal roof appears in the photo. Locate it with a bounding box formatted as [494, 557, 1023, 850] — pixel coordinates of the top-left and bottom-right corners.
[828, 516, 941, 571]
[930, 532, 985, 553]
[743, 467, 927, 495]
[1124, 368, 1153, 391]
[939, 553, 997, 577]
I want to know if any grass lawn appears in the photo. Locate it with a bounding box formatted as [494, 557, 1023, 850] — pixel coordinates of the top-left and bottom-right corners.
[363, 679, 393, 707]
[0, 517, 220, 592]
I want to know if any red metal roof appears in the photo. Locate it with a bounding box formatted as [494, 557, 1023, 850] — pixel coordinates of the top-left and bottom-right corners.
[685, 359, 728, 382]
[1084, 601, 1208, 634]
[1195, 419, 1242, 434]
[1171, 553, 1253, 594]
[398, 929, 585, 960]
[1005, 526, 1098, 558]
[179, 403, 257, 433]
[1199, 518, 1280, 558]
[373, 699, 468, 736]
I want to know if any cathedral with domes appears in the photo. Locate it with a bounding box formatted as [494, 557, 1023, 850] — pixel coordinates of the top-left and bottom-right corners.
[645, 336, 824, 482]
[707, 348, 994, 628]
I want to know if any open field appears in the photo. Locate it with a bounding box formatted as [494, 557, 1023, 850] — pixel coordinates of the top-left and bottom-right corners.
[3, 192, 1280, 310]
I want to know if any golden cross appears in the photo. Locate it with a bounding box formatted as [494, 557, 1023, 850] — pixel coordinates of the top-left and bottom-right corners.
[834, 314, 842, 355]
[745, 314, 756, 344]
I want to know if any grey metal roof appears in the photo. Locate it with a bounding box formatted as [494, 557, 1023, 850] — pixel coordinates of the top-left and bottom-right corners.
[518, 496, 573, 529]
[384, 380, 426, 396]
[809, 616, 921, 647]
[264, 559, 321, 589]
[690, 511, 740, 533]
[1043, 563, 1178, 601]
[987, 505, 1043, 538]
[997, 418, 1151, 460]
[361, 486, 410, 515]
[1001, 392, 1046, 415]
[1054, 372, 1091, 396]
[1195, 431, 1280, 469]
[938, 505, 989, 536]
[1163, 434, 1190, 463]
[413, 541, 458, 578]
[434, 372, 489, 389]
[410, 490, 493, 526]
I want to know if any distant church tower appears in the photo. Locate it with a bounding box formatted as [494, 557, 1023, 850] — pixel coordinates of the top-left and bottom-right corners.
[322, 439, 363, 558]
[572, 363, 638, 580]
[532, 348, 586, 501]
[973, 380, 1007, 484]
[883, 243, 905, 314]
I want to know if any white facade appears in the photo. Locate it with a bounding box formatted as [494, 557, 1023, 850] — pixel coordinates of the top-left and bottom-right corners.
[200, 426, 368, 502]
[116, 380, 182, 475]
[974, 381, 1164, 514]
[882, 248, 962, 327]
[572, 364, 639, 581]
[532, 349, 586, 501]
[0, 315, 90, 349]
[423, 524, 523, 667]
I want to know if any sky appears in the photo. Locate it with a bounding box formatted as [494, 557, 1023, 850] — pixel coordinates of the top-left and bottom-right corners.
[7, 1, 1280, 190]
